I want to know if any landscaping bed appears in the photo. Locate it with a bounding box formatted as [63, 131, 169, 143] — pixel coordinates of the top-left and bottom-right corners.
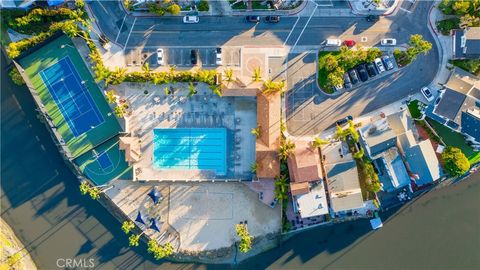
[449, 59, 480, 76]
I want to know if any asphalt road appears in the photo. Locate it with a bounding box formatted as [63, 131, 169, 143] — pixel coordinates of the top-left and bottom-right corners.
[88, 0, 440, 136]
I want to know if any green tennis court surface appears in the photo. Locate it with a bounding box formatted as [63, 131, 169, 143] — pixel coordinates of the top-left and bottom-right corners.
[18, 35, 121, 158]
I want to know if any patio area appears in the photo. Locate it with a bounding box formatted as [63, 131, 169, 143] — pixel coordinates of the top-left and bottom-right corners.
[115, 82, 257, 181]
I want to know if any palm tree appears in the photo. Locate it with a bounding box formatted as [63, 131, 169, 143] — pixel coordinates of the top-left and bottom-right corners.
[250, 162, 258, 174]
[279, 139, 295, 161]
[252, 67, 261, 82]
[121, 220, 135, 234]
[251, 126, 261, 138]
[105, 90, 117, 104]
[312, 137, 329, 148]
[224, 68, 234, 82]
[129, 234, 141, 247]
[263, 79, 286, 94]
[209, 84, 222, 97]
[79, 181, 90, 195]
[187, 82, 197, 97]
[274, 175, 289, 201]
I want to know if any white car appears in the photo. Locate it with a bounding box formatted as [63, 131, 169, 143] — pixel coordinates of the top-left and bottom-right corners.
[421, 86, 434, 102]
[183, 15, 199, 24]
[381, 38, 397, 46]
[215, 48, 222, 65]
[156, 48, 164, 65]
[325, 39, 342, 46]
[374, 58, 385, 73]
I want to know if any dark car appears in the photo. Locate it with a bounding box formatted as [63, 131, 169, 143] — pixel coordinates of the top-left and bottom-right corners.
[336, 115, 354, 126]
[343, 73, 352, 89]
[265, 15, 280, 23]
[381, 55, 394, 70]
[246, 15, 260, 23]
[366, 15, 379, 22]
[356, 64, 369, 82]
[366, 62, 378, 77]
[190, 49, 198, 65]
[348, 69, 359, 85]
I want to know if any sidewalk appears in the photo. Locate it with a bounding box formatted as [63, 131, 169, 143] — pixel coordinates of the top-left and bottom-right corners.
[427, 0, 452, 90]
[348, 0, 400, 15]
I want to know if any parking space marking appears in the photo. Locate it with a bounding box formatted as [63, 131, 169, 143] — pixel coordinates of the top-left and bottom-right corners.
[124, 17, 136, 48]
[400, 7, 412, 13]
[292, 6, 317, 51]
[115, 15, 127, 43]
[284, 17, 300, 46]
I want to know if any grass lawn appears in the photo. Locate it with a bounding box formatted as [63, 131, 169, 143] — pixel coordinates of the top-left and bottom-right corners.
[426, 118, 476, 157]
[449, 59, 480, 76]
[468, 152, 480, 165]
[407, 100, 424, 119]
[19, 35, 122, 158]
[317, 51, 340, 94]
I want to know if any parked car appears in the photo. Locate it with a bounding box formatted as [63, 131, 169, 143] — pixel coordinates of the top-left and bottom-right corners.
[336, 115, 353, 126]
[190, 49, 198, 65]
[343, 73, 352, 89]
[356, 64, 369, 82]
[246, 15, 260, 23]
[156, 48, 164, 66]
[348, 69, 359, 84]
[215, 48, 222, 65]
[374, 58, 385, 73]
[325, 39, 342, 46]
[380, 38, 397, 46]
[343, 39, 356, 47]
[366, 62, 378, 77]
[421, 86, 434, 102]
[183, 15, 199, 24]
[265, 15, 280, 23]
[366, 15, 379, 22]
[382, 55, 394, 70]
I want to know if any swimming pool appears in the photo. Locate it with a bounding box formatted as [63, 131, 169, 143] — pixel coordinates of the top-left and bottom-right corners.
[153, 128, 227, 175]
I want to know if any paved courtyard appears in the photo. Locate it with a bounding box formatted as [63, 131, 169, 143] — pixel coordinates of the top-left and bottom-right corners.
[116, 82, 256, 181]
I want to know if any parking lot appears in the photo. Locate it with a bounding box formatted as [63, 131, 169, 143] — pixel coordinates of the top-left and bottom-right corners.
[125, 46, 241, 68]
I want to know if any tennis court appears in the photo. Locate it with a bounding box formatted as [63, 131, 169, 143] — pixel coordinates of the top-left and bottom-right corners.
[153, 128, 227, 175]
[40, 57, 104, 137]
[18, 35, 121, 158]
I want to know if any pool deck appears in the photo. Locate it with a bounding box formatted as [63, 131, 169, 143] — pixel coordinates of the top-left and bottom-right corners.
[116, 82, 256, 181]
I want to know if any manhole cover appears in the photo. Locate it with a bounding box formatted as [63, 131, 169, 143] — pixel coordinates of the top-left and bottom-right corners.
[361, 37, 368, 42]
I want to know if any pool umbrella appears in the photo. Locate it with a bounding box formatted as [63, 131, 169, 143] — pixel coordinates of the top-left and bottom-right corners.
[150, 218, 160, 232]
[135, 211, 145, 225]
[148, 187, 160, 204]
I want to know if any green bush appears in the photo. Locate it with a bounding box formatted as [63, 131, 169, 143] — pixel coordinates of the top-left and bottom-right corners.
[393, 49, 411, 67]
[436, 18, 459, 35]
[450, 59, 480, 76]
[198, 0, 209, 11]
[442, 146, 470, 176]
[7, 7, 85, 34]
[9, 67, 25, 85]
[167, 4, 181, 15]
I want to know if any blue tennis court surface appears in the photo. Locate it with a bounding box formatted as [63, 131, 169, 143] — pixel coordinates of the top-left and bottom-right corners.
[153, 128, 227, 175]
[97, 152, 113, 170]
[40, 57, 104, 137]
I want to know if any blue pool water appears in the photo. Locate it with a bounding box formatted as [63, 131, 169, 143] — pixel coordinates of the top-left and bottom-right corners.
[153, 128, 227, 175]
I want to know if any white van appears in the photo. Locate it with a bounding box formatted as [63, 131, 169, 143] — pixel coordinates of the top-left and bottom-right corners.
[325, 39, 342, 46]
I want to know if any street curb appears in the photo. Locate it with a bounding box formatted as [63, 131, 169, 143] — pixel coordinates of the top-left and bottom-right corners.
[85, 4, 125, 49]
[121, 0, 308, 17]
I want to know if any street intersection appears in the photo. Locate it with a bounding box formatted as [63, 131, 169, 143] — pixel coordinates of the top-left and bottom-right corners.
[88, 0, 439, 135]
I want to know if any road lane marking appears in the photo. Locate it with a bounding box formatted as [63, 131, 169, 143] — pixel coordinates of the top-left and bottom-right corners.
[124, 17, 137, 49]
[400, 7, 412, 13]
[283, 16, 300, 46]
[292, 6, 318, 51]
[115, 15, 127, 43]
[96, 0, 108, 13]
